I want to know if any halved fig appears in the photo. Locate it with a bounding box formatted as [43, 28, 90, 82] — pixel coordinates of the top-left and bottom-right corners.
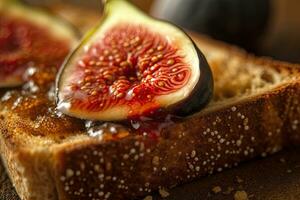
[56, 0, 213, 121]
[0, 0, 78, 88]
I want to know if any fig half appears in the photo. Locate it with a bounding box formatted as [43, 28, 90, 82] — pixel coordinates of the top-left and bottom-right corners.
[56, 0, 213, 121]
[0, 0, 78, 88]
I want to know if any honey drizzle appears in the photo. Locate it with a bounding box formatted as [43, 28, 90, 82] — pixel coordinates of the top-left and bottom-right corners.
[1, 66, 180, 140]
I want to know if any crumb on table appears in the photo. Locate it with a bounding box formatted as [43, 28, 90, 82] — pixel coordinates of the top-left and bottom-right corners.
[234, 190, 249, 200]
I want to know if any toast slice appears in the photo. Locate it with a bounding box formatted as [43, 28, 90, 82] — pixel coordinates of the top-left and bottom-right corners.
[0, 32, 300, 200]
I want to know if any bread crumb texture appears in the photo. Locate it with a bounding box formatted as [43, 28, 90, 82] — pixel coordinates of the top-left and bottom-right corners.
[159, 188, 170, 198]
[212, 186, 222, 193]
[234, 190, 249, 200]
[143, 195, 153, 200]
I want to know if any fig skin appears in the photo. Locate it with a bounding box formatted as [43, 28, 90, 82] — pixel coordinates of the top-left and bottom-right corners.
[132, 20, 214, 117]
[170, 42, 213, 116]
[147, 21, 213, 117]
[56, 0, 214, 120]
[134, 15, 214, 117]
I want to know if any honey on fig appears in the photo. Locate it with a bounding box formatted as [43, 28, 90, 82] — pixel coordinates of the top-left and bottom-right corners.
[56, 0, 213, 121]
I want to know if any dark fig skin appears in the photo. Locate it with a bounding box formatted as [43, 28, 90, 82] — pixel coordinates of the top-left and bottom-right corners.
[148, 21, 213, 117]
[171, 44, 213, 116]
[128, 3, 213, 116]
[128, 1, 214, 116]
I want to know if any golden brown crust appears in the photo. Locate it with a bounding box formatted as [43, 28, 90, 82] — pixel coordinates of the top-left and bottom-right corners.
[0, 34, 300, 200]
[52, 81, 300, 200]
[0, 122, 57, 200]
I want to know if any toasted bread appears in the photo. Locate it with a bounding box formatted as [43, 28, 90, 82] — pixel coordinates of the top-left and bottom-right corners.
[0, 31, 299, 200]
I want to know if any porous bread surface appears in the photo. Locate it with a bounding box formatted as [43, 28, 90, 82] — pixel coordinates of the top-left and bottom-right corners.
[0, 34, 300, 200]
[194, 35, 296, 102]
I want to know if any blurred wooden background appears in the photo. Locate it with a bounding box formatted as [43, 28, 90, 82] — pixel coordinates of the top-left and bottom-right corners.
[261, 0, 300, 63]
[28, 0, 300, 62]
